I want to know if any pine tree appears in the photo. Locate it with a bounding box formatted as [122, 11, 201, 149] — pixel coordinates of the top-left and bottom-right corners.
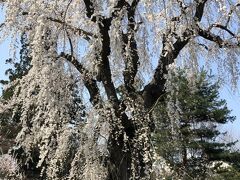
[153, 68, 240, 179]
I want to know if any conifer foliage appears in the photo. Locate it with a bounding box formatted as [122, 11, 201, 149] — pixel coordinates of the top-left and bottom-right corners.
[154, 69, 239, 179]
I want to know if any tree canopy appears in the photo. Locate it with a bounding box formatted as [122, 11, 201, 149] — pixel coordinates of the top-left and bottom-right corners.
[0, 0, 239, 179]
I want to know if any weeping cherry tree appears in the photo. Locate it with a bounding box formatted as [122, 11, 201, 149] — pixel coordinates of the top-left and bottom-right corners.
[0, 0, 239, 179]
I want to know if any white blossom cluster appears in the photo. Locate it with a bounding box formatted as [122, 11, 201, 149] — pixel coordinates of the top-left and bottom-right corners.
[0, 154, 23, 179]
[6, 57, 84, 178]
[151, 153, 174, 180]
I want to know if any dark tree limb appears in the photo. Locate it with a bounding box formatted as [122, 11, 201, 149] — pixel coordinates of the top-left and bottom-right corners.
[97, 17, 119, 107]
[142, 29, 192, 109]
[122, 0, 140, 92]
[111, 0, 127, 18]
[208, 24, 236, 37]
[197, 26, 239, 48]
[142, 0, 209, 110]
[194, 0, 208, 22]
[82, 0, 125, 105]
[83, 0, 95, 19]
[58, 52, 101, 105]
[82, 2, 141, 179]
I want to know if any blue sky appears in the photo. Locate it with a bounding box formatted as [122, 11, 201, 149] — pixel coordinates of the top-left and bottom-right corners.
[219, 86, 240, 146]
[0, 39, 11, 82]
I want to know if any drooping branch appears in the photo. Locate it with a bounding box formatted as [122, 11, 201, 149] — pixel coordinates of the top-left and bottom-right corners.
[21, 11, 94, 40]
[58, 52, 100, 105]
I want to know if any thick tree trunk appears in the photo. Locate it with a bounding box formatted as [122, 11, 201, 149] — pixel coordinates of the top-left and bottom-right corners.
[107, 100, 151, 180]
[108, 138, 131, 180]
[108, 135, 148, 180]
[182, 146, 188, 167]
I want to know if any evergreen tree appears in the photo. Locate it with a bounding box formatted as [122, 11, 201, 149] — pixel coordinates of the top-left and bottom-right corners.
[153, 69, 240, 179]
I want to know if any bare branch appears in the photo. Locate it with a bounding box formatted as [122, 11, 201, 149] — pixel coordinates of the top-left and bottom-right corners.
[208, 24, 236, 37]
[197, 26, 239, 48]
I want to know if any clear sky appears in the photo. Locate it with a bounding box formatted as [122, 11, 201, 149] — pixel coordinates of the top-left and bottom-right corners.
[0, 39, 11, 85]
[219, 86, 240, 148]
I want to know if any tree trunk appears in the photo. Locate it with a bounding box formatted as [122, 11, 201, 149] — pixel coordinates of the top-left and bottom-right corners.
[108, 139, 131, 180]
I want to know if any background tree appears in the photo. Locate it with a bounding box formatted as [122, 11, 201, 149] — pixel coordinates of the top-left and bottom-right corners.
[0, 33, 32, 154]
[153, 68, 240, 179]
[0, 0, 239, 179]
